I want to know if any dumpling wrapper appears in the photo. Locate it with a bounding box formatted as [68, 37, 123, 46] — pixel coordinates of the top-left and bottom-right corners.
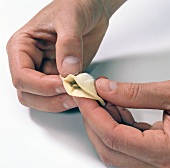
[61, 73, 105, 106]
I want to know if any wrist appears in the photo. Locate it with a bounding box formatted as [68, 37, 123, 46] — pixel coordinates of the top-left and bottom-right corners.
[101, 0, 127, 19]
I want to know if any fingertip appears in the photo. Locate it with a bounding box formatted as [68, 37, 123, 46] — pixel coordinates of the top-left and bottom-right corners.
[96, 78, 117, 92]
[61, 56, 81, 76]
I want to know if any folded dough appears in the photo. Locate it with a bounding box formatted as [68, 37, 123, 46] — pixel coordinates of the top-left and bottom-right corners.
[61, 73, 105, 106]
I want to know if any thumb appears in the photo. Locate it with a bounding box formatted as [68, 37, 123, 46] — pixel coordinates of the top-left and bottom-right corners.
[55, 5, 84, 77]
[95, 78, 170, 110]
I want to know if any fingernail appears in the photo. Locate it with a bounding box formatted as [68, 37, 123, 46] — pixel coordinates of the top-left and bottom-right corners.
[96, 78, 117, 91]
[55, 86, 66, 94]
[96, 76, 108, 80]
[62, 56, 80, 75]
[63, 98, 77, 109]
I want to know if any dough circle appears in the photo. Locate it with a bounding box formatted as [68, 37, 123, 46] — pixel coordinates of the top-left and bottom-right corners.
[61, 73, 105, 106]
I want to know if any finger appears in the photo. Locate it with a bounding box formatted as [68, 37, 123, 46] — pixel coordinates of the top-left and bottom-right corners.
[132, 122, 151, 131]
[116, 106, 135, 125]
[163, 110, 170, 135]
[54, 1, 84, 76]
[75, 97, 169, 166]
[96, 78, 170, 110]
[83, 119, 154, 168]
[104, 102, 122, 123]
[14, 69, 65, 96]
[108, 105, 151, 130]
[7, 33, 65, 96]
[17, 91, 77, 112]
[40, 59, 58, 75]
[44, 50, 56, 59]
[36, 40, 55, 52]
[149, 121, 163, 130]
[39, 42, 56, 59]
[117, 106, 151, 131]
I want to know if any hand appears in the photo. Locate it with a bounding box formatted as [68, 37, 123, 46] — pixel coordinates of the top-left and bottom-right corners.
[74, 78, 170, 167]
[6, 0, 125, 112]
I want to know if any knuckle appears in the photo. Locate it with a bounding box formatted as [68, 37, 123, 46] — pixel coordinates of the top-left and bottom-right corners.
[160, 81, 170, 110]
[6, 33, 18, 52]
[12, 76, 19, 89]
[48, 95, 68, 112]
[6, 35, 14, 51]
[12, 75, 23, 90]
[101, 125, 125, 152]
[50, 98, 60, 111]
[59, 34, 81, 46]
[99, 153, 113, 166]
[101, 124, 119, 150]
[6, 39, 11, 52]
[17, 91, 26, 106]
[127, 83, 141, 101]
[160, 96, 170, 110]
[102, 135, 115, 149]
[161, 102, 170, 110]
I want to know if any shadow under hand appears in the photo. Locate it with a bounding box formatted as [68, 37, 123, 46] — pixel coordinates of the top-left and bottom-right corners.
[29, 108, 98, 159]
[29, 51, 170, 168]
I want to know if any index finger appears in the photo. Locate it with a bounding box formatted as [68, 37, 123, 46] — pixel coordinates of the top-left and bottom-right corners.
[75, 97, 169, 164]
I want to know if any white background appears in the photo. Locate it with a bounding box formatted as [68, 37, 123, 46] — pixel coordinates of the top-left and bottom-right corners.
[1, 0, 170, 168]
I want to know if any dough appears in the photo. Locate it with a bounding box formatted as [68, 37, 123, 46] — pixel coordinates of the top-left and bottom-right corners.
[61, 73, 105, 106]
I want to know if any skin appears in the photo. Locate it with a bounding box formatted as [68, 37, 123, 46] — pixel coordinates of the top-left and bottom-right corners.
[7, 0, 169, 167]
[6, 0, 119, 112]
[6, 0, 126, 112]
[74, 78, 170, 168]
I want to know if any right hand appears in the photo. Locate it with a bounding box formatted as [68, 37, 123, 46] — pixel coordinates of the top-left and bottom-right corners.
[74, 77, 170, 167]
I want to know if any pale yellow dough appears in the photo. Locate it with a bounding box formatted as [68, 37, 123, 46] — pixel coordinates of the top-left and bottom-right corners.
[61, 73, 105, 106]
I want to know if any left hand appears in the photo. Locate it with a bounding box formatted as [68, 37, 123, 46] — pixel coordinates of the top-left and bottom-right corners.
[74, 78, 170, 168]
[6, 0, 110, 112]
